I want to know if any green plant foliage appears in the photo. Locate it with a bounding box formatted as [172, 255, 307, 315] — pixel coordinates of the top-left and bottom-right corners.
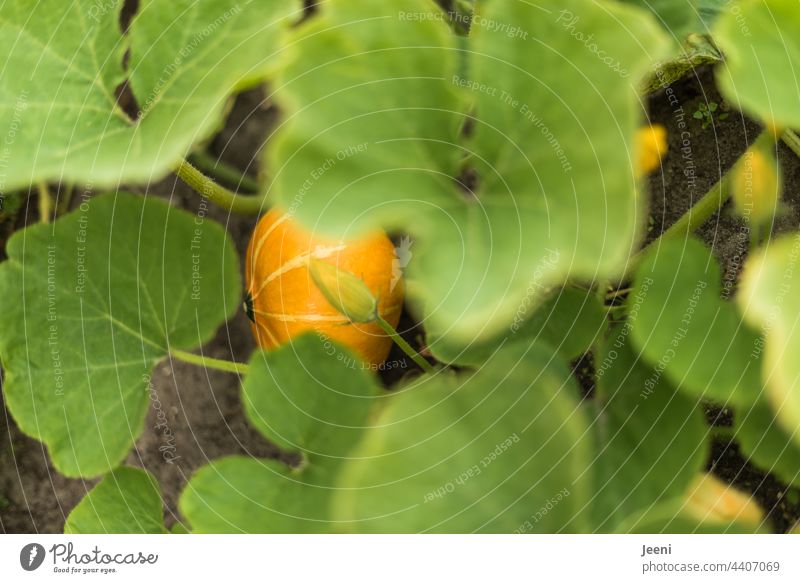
[693, 101, 730, 130]
[592, 337, 707, 530]
[620, 0, 707, 38]
[737, 403, 800, 488]
[241, 336, 382, 458]
[181, 457, 333, 534]
[642, 34, 723, 95]
[622, 0, 730, 38]
[427, 288, 606, 367]
[268, 0, 668, 350]
[270, 0, 463, 235]
[738, 234, 800, 447]
[0, 0, 295, 190]
[714, 0, 800, 126]
[697, 0, 733, 28]
[614, 500, 764, 534]
[64, 467, 166, 534]
[332, 342, 593, 533]
[3, 0, 797, 539]
[629, 237, 763, 407]
[0, 193, 240, 477]
[179, 334, 382, 533]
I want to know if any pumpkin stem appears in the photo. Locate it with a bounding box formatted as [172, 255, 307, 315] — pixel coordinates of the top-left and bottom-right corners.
[188, 151, 260, 194]
[780, 128, 800, 160]
[376, 316, 436, 374]
[37, 181, 53, 224]
[174, 159, 267, 215]
[170, 348, 250, 375]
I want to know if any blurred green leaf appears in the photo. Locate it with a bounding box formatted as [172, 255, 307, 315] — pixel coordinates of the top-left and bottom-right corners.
[179, 335, 382, 533]
[269, 0, 668, 350]
[269, 0, 463, 235]
[619, 0, 734, 38]
[181, 457, 339, 534]
[333, 342, 593, 533]
[241, 335, 382, 458]
[592, 336, 707, 530]
[0, 193, 240, 476]
[629, 237, 763, 407]
[620, 0, 704, 38]
[428, 288, 606, 367]
[738, 234, 800, 448]
[614, 499, 765, 533]
[64, 467, 166, 534]
[737, 403, 800, 488]
[715, 0, 800, 126]
[0, 0, 294, 190]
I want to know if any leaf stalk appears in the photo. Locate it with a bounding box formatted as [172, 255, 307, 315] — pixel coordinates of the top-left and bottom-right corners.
[376, 316, 435, 374]
[188, 151, 260, 193]
[37, 182, 53, 224]
[174, 159, 267, 215]
[170, 348, 250, 375]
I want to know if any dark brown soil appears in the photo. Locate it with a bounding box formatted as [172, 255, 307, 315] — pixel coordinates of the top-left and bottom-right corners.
[2, 64, 799, 533]
[709, 437, 800, 534]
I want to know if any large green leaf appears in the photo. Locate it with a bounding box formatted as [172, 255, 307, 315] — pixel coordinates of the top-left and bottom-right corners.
[179, 335, 383, 533]
[241, 338, 381, 460]
[0, 193, 240, 477]
[737, 403, 800, 488]
[180, 456, 336, 534]
[697, 0, 732, 27]
[333, 342, 593, 533]
[269, 0, 668, 348]
[269, 0, 463, 234]
[714, 0, 800, 127]
[614, 500, 765, 533]
[620, 0, 700, 38]
[629, 237, 763, 407]
[621, 0, 729, 37]
[64, 467, 166, 534]
[0, 0, 295, 190]
[591, 336, 707, 530]
[738, 234, 800, 447]
[427, 287, 606, 367]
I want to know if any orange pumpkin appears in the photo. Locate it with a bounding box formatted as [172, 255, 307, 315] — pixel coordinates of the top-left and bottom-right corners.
[244, 209, 404, 366]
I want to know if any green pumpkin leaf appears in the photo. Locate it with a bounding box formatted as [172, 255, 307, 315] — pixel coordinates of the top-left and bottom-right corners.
[0, 193, 240, 477]
[618, 1, 701, 39]
[592, 335, 707, 530]
[629, 237, 763, 407]
[64, 467, 166, 534]
[269, 0, 463, 235]
[614, 499, 765, 534]
[241, 335, 382, 459]
[170, 522, 190, 534]
[180, 456, 345, 534]
[737, 403, 800, 488]
[738, 234, 800, 448]
[0, 0, 294, 190]
[697, 0, 732, 28]
[641, 33, 723, 94]
[620, 0, 730, 38]
[180, 335, 382, 533]
[269, 0, 668, 348]
[714, 0, 800, 126]
[333, 342, 593, 533]
[428, 288, 606, 367]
